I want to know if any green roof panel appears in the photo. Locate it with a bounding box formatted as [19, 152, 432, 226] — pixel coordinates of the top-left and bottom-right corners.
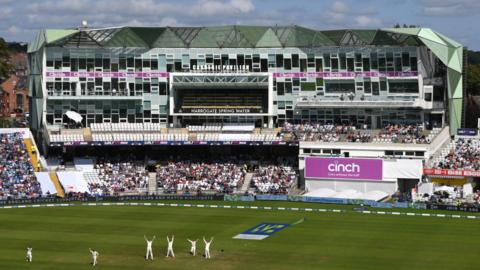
[104, 28, 149, 47]
[130, 27, 166, 47]
[152, 28, 187, 48]
[255, 28, 283, 47]
[46, 29, 79, 43]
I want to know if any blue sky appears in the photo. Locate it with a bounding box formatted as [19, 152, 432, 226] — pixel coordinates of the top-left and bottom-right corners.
[0, 0, 479, 50]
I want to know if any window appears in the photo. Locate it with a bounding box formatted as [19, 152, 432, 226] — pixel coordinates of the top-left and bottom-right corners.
[347, 58, 354, 72]
[380, 78, 387, 91]
[325, 81, 355, 94]
[54, 59, 61, 69]
[151, 59, 158, 70]
[315, 58, 323, 72]
[379, 57, 386, 71]
[143, 82, 151, 93]
[402, 52, 410, 67]
[362, 58, 370, 71]
[135, 59, 142, 71]
[323, 54, 330, 68]
[285, 82, 292, 94]
[415, 151, 424, 157]
[389, 81, 419, 94]
[364, 80, 371, 94]
[331, 58, 339, 72]
[300, 59, 307, 72]
[119, 56, 126, 70]
[394, 57, 402, 71]
[238, 54, 245, 66]
[95, 57, 102, 67]
[127, 57, 135, 68]
[143, 59, 150, 68]
[159, 83, 167, 95]
[78, 58, 86, 70]
[277, 82, 285, 96]
[292, 54, 299, 68]
[276, 54, 283, 67]
[372, 82, 379, 95]
[261, 59, 268, 72]
[70, 58, 77, 71]
[371, 53, 378, 70]
[284, 58, 292, 70]
[103, 58, 110, 70]
[410, 57, 418, 71]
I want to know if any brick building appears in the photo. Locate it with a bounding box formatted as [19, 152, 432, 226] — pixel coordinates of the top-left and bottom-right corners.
[0, 53, 28, 117]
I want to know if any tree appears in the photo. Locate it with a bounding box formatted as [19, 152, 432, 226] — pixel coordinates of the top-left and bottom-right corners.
[0, 37, 12, 81]
[467, 64, 480, 95]
[467, 50, 480, 65]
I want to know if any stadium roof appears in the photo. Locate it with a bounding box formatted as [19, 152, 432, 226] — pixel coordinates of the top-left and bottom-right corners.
[29, 25, 457, 52]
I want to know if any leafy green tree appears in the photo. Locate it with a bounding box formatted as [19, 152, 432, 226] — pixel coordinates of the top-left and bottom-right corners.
[0, 37, 12, 81]
[467, 64, 480, 95]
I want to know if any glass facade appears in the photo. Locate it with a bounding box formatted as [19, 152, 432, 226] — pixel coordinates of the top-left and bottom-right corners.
[42, 45, 427, 127]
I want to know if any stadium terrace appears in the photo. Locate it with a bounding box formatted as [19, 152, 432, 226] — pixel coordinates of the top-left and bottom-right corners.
[16, 24, 480, 208]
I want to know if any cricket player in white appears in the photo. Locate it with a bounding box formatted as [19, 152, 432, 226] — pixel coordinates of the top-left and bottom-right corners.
[26, 247, 32, 262]
[187, 239, 198, 256]
[89, 248, 99, 266]
[203, 237, 213, 259]
[166, 235, 175, 258]
[144, 235, 155, 260]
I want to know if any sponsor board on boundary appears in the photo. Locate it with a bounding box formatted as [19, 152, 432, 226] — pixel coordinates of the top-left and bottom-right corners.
[423, 168, 480, 177]
[233, 223, 290, 240]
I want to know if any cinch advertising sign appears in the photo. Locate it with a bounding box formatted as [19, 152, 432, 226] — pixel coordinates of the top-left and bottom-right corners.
[305, 157, 383, 181]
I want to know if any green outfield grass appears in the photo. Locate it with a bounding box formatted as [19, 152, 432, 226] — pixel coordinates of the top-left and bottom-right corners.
[0, 202, 478, 270]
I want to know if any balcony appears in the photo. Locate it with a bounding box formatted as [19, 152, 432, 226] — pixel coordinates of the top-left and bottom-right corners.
[295, 95, 428, 108]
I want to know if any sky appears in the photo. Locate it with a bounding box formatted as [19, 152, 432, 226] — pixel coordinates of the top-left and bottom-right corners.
[0, 0, 479, 50]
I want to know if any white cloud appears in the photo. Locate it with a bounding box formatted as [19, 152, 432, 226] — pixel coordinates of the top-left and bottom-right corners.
[355, 16, 382, 27]
[331, 1, 349, 13]
[7, 25, 21, 35]
[421, 0, 480, 16]
[324, 1, 384, 28]
[229, 0, 255, 13]
[0, 7, 12, 18]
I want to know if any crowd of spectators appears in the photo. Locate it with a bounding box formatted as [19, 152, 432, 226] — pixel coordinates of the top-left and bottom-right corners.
[0, 133, 42, 199]
[282, 122, 357, 142]
[251, 162, 296, 194]
[156, 159, 247, 194]
[377, 124, 428, 144]
[89, 159, 149, 195]
[346, 131, 372, 143]
[281, 122, 430, 144]
[434, 138, 480, 171]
